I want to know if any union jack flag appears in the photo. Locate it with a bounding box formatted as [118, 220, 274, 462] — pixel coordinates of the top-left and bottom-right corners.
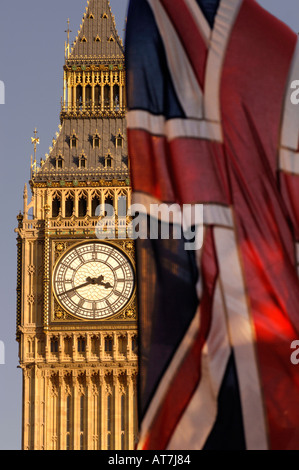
[125, 0, 299, 450]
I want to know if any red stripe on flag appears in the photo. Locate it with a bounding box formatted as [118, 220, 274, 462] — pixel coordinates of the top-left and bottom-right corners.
[127, 128, 175, 202]
[128, 128, 230, 205]
[160, 0, 208, 89]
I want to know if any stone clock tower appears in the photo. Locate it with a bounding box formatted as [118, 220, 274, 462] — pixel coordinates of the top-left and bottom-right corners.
[15, 0, 138, 451]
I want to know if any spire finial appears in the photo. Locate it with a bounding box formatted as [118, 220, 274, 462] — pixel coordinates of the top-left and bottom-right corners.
[31, 128, 39, 161]
[31, 129, 39, 177]
[65, 18, 72, 59]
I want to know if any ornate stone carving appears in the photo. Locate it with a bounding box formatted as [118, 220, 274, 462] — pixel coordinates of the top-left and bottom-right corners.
[27, 294, 35, 305]
[27, 265, 36, 276]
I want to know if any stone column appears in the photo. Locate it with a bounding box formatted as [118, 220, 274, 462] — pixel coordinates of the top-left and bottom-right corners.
[127, 370, 135, 450]
[58, 334, 63, 363]
[61, 192, 66, 218]
[113, 371, 120, 450]
[72, 333, 77, 362]
[99, 332, 104, 362]
[99, 373, 105, 450]
[33, 366, 41, 449]
[91, 71, 95, 110]
[101, 72, 104, 111]
[113, 332, 117, 361]
[86, 372, 92, 450]
[22, 368, 31, 450]
[72, 371, 79, 450]
[82, 73, 86, 110]
[110, 71, 113, 110]
[87, 191, 92, 218]
[119, 73, 123, 109]
[58, 371, 65, 450]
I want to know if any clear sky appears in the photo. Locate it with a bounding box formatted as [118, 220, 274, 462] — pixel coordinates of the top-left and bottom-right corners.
[0, 0, 297, 450]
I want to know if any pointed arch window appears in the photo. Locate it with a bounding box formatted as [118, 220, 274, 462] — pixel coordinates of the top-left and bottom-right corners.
[78, 193, 87, 217]
[79, 153, 87, 169]
[116, 132, 124, 149]
[105, 194, 114, 217]
[95, 85, 101, 105]
[78, 337, 86, 353]
[105, 336, 113, 353]
[52, 193, 61, 218]
[94, 35, 101, 42]
[65, 193, 74, 218]
[118, 195, 127, 217]
[92, 132, 101, 149]
[108, 36, 115, 42]
[85, 85, 92, 106]
[50, 337, 59, 354]
[102, 13, 108, 19]
[132, 336, 138, 354]
[113, 85, 120, 110]
[56, 154, 64, 170]
[80, 36, 87, 43]
[88, 13, 95, 19]
[104, 84, 110, 107]
[92, 194, 101, 217]
[76, 85, 83, 106]
[70, 133, 78, 149]
[105, 153, 113, 169]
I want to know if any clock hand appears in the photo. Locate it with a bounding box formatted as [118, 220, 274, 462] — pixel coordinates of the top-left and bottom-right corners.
[94, 277, 113, 289]
[59, 276, 113, 296]
[102, 281, 113, 289]
[60, 277, 96, 295]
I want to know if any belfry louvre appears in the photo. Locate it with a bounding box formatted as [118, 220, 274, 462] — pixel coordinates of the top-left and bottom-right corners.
[16, 0, 138, 451]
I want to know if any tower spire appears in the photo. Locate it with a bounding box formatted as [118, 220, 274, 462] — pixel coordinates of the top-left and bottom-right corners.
[68, 0, 124, 61]
[30, 0, 127, 184]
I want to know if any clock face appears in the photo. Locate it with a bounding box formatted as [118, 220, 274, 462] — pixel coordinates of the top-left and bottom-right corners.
[53, 242, 135, 320]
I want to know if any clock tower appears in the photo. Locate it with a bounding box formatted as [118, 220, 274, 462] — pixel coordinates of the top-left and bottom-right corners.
[16, 0, 138, 450]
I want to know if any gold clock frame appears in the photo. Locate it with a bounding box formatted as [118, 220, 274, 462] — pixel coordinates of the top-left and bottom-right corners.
[45, 237, 137, 326]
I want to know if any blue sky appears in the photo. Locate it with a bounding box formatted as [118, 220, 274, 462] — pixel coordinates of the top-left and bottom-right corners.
[0, 0, 297, 450]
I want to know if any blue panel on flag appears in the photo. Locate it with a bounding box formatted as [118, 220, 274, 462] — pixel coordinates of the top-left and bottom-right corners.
[125, 0, 185, 119]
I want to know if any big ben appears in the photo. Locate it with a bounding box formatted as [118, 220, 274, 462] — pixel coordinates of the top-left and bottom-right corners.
[15, 0, 138, 451]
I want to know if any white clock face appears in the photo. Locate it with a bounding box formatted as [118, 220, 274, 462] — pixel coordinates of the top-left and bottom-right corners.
[53, 242, 135, 320]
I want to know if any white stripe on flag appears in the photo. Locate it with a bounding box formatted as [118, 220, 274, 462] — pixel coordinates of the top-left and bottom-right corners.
[127, 110, 165, 136]
[213, 226, 269, 450]
[167, 279, 231, 450]
[127, 110, 222, 142]
[204, 0, 243, 124]
[280, 39, 299, 151]
[203, 204, 234, 228]
[166, 118, 222, 142]
[279, 148, 299, 175]
[184, 0, 211, 44]
[146, 0, 204, 119]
